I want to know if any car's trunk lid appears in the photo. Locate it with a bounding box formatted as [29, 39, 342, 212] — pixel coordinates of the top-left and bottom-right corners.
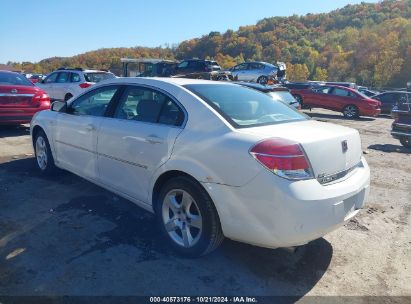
[238, 120, 362, 179]
[0, 85, 39, 108]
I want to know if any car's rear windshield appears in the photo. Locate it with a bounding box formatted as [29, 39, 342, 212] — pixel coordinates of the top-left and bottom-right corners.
[184, 84, 307, 128]
[0, 72, 33, 86]
[84, 72, 115, 83]
[268, 91, 298, 105]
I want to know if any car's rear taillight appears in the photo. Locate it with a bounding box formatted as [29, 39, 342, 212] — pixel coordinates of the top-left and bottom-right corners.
[79, 83, 92, 88]
[250, 138, 313, 180]
[32, 93, 50, 106]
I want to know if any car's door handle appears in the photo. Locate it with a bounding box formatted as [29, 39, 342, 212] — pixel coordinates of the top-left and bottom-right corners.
[85, 124, 96, 131]
[146, 135, 163, 144]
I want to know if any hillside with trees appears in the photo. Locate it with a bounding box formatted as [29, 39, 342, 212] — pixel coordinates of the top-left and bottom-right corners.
[5, 0, 411, 88]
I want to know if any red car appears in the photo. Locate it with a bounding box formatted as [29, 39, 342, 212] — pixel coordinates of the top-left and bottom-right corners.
[0, 71, 50, 125]
[288, 84, 381, 118]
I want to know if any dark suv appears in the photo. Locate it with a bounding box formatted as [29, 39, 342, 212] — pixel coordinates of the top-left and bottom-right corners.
[373, 91, 411, 114]
[173, 59, 231, 80]
[391, 94, 411, 148]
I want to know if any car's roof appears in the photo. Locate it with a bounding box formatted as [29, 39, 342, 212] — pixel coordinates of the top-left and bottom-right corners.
[0, 70, 19, 74]
[374, 91, 410, 95]
[55, 69, 110, 73]
[233, 81, 288, 92]
[101, 77, 234, 87]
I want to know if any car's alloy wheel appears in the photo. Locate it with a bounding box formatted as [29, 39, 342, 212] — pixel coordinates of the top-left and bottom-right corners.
[155, 176, 224, 257]
[34, 130, 56, 175]
[35, 135, 48, 170]
[400, 137, 411, 148]
[343, 105, 359, 118]
[162, 189, 203, 248]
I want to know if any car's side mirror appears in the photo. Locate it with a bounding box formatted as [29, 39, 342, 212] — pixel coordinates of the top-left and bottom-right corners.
[51, 101, 67, 112]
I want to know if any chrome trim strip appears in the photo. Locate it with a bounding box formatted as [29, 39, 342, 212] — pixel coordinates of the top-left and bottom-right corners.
[317, 161, 361, 185]
[393, 123, 411, 128]
[0, 93, 35, 97]
[391, 131, 411, 136]
[251, 152, 305, 158]
[98, 152, 148, 169]
[55, 140, 148, 169]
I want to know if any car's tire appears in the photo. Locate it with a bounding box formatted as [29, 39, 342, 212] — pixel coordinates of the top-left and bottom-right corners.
[343, 105, 360, 119]
[399, 137, 411, 148]
[154, 176, 224, 257]
[64, 93, 73, 102]
[257, 76, 268, 85]
[34, 130, 57, 175]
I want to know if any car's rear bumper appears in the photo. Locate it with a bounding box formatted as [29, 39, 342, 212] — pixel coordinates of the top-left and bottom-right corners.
[0, 106, 49, 124]
[360, 107, 381, 117]
[204, 157, 370, 249]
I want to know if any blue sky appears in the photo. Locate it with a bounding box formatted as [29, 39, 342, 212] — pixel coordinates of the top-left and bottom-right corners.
[0, 0, 377, 63]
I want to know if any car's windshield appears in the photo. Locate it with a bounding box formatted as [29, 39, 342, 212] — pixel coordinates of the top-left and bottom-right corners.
[185, 84, 307, 128]
[268, 91, 297, 105]
[0, 72, 33, 86]
[84, 72, 115, 83]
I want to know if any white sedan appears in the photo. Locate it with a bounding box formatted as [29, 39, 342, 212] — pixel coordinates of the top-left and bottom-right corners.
[31, 77, 370, 257]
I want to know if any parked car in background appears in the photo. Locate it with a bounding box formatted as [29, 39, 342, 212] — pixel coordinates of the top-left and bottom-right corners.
[0, 70, 50, 124]
[358, 86, 378, 98]
[372, 91, 411, 114]
[228, 62, 279, 85]
[391, 94, 411, 148]
[234, 82, 300, 109]
[172, 59, 231, 81]
[288, 84, 381, 118]
[28, 74, 45, 84]
[31, 77, 370, 257]
[36, 68, 115, 101]
[121, 58, 178, 77]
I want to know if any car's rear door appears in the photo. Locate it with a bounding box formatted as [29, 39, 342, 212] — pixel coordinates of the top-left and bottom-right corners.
[97, 85, 185, 203]
[53, 85, 121, 180]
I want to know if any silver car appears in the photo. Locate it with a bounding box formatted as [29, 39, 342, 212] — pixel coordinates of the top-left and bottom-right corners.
[228, 62, 278, 84]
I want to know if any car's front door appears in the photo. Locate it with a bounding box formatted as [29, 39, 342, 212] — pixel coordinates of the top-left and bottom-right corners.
[231, 63, 248, 81]
[308, 86, 333, 108]
[97, 85, 185, 203]
[53, 85, 121, 180]
[53, 72, 71, 101]
[37, 72, 58, 100]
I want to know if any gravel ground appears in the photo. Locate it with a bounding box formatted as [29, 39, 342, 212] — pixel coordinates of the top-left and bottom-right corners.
[0, 109, 410, 301]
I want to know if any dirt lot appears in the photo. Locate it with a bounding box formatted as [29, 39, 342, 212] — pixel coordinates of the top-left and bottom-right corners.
[0, 109, 410, 300]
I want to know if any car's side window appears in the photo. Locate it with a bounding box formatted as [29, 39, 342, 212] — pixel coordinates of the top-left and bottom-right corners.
[177, 61, 189, 69]
[249, 63, 263, 70]
[71, 73, 81, 82]
[70, 86, 119, 117]
[316, 86, 332, 94]
[233, 63, 248, 71]
[56, 72, 70, 83]
[332, 88, 350, 97]
[44, 73, 58, 83]
[114, 86, 184, 126]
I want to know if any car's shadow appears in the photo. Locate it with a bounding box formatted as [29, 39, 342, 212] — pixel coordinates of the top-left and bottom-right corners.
[0, 125, 30, 138]
[305, 111, 375, 122]
[0, 158, 333, 299]
[368, 143, 410, 154]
